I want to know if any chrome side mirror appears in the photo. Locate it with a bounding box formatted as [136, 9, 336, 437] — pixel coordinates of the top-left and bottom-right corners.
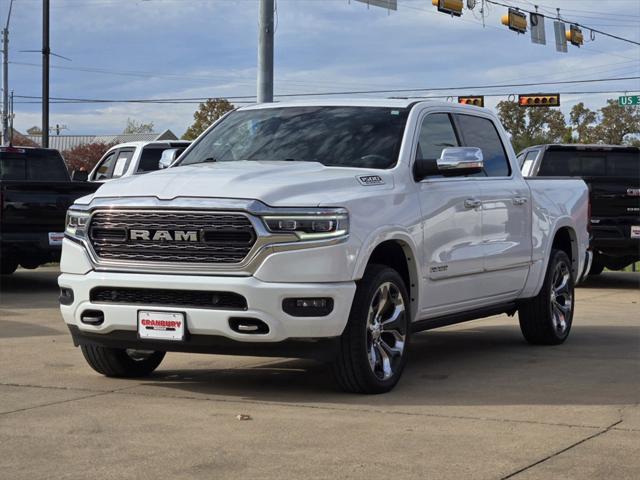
[436, 147, 483, 176]
[159, 148, 179, 169]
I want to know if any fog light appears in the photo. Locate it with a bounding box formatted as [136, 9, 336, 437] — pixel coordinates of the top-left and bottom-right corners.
[283, 297, 334, 317]
[59, 287, 74, 305]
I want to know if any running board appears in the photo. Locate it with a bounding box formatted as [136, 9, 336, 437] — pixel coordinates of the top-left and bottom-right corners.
[411, 302, 518, 333]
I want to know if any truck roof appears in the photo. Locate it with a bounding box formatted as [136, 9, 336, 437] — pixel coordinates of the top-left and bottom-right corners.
[1, 145, 61, 153]
[106, 140, 191, 149]
[526, 144, 639, 152]
[238, 98, 474, 110]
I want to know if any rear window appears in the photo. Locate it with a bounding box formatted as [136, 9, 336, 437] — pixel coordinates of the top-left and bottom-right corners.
[538, 150, 640, 177]
[0, 149, 69, 181]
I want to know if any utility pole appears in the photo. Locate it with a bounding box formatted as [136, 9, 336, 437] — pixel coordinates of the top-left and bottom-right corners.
[1, 28, 8, 145]
[257, 0, 274, 103]
[1, 0, 14, 145]
[42, 0, 50, 148]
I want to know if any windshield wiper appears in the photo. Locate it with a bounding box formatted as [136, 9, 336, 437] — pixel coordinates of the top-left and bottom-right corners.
[201, 157, 217, 163]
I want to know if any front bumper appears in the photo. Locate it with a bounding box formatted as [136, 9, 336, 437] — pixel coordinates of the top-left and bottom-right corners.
[58, 271, 356, 347]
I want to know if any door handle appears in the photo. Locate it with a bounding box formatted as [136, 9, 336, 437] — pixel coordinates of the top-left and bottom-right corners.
[464, 199, 481, 209]
[513, 196, 528, 206]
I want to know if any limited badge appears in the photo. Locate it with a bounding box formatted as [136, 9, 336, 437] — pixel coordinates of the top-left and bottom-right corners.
[357, 175, 385, 186]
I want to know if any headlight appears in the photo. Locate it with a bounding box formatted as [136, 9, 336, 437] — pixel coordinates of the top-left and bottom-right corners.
[262, 210, 349, 241]
[65, 210, 90, 239]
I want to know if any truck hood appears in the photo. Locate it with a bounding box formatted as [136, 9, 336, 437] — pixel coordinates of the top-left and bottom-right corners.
[87, 161, 394, 207]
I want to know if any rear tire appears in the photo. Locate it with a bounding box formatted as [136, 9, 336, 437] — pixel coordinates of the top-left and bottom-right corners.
[332, 264, 410, 394]
[80, 344, 165, 377]
[1, 259, 18, 275]
[519, 249, 574, 345]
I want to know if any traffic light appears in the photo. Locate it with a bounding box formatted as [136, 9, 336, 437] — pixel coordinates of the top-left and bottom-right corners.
[432, 0, 463, 17]
[501, 8, 527, 34]
[566, 24, 583, 47]
[458, 96, 484, 107]
[518, 94, 561, 107]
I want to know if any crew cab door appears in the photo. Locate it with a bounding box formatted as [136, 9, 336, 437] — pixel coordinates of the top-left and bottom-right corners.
[414, 112, 485, 315]
[454, 113, 531, 299]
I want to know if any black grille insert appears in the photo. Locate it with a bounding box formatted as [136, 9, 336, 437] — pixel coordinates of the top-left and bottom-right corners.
[88, 210, 257, 264]
[90, 287, 248, 310]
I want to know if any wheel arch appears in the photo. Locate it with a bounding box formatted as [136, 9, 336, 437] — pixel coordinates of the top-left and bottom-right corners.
[551, 225, 579, 280]
[355, 235, 420, 322]
[523, 220, 579, 299]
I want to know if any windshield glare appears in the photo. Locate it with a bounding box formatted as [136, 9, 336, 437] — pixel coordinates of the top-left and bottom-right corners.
[177, 106, 409, 169]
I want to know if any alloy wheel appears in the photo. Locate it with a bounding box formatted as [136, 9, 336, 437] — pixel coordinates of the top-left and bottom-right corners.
[550, 261, 572, 335]
[366, 282, 407, 380]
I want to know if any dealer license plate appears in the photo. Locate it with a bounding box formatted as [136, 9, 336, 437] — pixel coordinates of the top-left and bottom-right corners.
[48, 232, 64, 246]
[631, 226, 640, 239]
[138, 311, 185, 341]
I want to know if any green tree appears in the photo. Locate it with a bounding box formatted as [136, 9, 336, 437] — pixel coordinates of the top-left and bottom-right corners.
[123, 118, 154, 134]
[569, 103, 597, 143]
[496, 101, 569, 152]
[593, 99, 640, 145]
[182, 98, 234, 140]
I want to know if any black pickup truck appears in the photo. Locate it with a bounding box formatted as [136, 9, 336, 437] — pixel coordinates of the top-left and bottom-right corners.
[520, 144, 640, 274]
[0, 146, 99, 274]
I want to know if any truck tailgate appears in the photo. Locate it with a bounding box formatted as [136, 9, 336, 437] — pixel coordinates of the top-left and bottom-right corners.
[587, 176, 640, 219]
[1, 181, 98, 235]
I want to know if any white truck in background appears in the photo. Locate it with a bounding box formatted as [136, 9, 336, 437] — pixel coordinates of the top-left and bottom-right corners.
[88, 140, 191, 182]
[59, 100, 590, 393]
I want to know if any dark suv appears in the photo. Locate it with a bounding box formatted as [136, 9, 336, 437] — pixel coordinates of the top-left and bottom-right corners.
[520, 144, 639, 274]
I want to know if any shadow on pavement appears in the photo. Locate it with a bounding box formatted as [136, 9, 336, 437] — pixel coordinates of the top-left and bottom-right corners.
[139, 322, 639, 407]
[579, 271, 640, 290]
[0, 267, 60, 309]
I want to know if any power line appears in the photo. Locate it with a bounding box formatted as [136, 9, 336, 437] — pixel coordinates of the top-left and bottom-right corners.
[13, 89, 638, 105]
[13, 76, 640, 104]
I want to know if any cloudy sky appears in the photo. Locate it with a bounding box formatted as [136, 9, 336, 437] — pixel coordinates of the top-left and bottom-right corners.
[3, 0, 640, 137]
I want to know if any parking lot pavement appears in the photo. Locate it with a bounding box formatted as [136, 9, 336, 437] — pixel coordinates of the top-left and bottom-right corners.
[0, 267, 638, 480]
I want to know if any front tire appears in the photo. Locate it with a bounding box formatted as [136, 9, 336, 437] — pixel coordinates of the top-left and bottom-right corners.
[588, 255, 604, 276]
[333, 264, 410, 394]
[519, 249, 574, 345]
[80, 344, 165, 377]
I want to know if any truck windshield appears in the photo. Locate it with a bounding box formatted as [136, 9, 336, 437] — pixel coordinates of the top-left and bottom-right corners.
[539, 150, 640, 177]
[177, 106, 410, 169]
[0, 149, 69, 181]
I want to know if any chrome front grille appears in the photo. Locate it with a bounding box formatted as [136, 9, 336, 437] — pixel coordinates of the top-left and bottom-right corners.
[88, 210, 257, 264]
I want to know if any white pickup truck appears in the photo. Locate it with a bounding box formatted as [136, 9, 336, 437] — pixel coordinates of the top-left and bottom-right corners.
[59, 100, 590, 393]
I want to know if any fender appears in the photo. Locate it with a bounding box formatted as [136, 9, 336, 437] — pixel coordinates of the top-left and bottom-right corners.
[353, 226, 422, 322]
[521, 216, 578, 299]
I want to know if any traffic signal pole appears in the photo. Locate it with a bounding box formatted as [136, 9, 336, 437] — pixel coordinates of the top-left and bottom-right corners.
[257, 0, 274, 103]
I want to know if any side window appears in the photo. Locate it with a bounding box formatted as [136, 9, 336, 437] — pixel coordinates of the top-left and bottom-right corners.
[111, 149, 134, 179]
[455, 114, 511, 177]
[93, 151, 117, 181]
[521, 150, 539, 176]
[416, 113, 459, 161]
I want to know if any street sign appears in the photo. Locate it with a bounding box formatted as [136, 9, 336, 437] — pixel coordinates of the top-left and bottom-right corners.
[554, 20, 567, 53]
[355, 0, 397, 10]
[530, 13, 546, 45]
[619, 95, 640, 106]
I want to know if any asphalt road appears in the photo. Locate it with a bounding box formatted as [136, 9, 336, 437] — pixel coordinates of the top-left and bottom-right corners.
[1, 267, 638, 480]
